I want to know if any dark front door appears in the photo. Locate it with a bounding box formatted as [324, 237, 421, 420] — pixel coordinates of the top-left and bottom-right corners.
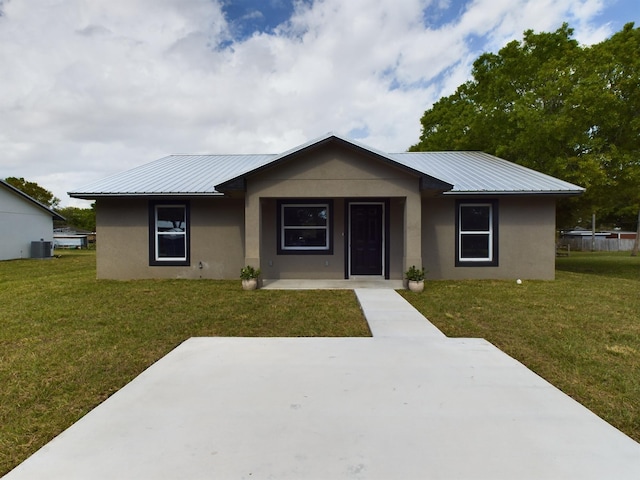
[350, 204, 383, 275]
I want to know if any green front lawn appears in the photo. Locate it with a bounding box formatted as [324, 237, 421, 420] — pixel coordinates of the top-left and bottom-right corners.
[401, 251, 640, 444]
[1, 250, 638, 474]
[0, 250, 369, 475]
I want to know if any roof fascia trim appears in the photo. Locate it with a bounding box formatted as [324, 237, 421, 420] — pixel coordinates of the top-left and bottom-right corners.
[68, 192, 225, 200]
[442, 190, 585, 196]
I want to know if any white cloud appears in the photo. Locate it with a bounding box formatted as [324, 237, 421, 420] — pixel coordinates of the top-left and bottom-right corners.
[0, 0, 620, 206]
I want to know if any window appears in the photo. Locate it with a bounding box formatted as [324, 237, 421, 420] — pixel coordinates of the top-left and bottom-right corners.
[149, 202, 190, 266]
[278, 200, 332, 254]
[456, 200, 498, 266]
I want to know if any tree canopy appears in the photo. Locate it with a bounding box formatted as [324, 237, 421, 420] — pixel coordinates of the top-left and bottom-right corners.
[4, 177, 96, 232]
[56, 205, 96, 232]
[4, 177, 61, 209]
[410, 23, 640, 232]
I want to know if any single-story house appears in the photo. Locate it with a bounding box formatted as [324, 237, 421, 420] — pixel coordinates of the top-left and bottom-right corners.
[0, 178, 65, 260]
[69, 133, 584, 281]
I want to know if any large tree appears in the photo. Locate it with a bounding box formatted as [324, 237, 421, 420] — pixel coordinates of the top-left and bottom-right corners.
[56, 205, 96, 232]
[4, 177, 61, 209]
[411, 23, 640, 236]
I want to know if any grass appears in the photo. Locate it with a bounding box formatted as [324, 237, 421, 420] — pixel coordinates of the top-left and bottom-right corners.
[1, 251, 639, 474]
[400, 251, 640, 444]
[0, 250, 369, 475]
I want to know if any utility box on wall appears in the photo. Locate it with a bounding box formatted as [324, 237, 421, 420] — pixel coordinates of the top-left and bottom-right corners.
[31, 241, 52, 259]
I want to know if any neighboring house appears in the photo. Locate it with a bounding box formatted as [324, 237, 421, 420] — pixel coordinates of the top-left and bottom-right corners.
[0, 179, 65, 260]
[69, 133, 584, 281]
[561, 228, 637, 252]
[53, 230, 89, 249]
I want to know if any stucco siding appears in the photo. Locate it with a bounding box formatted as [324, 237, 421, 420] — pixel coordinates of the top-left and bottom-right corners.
[499, 196, 557, 280]
[388, 198, 405, 279]
[0, 187, 55, 260]
[248, 144, 421, 198]
[259, 198, 344, 279]
[422, 196, 557, 280]
[96, 197, 245, 279]
[191, 199, 245, 279]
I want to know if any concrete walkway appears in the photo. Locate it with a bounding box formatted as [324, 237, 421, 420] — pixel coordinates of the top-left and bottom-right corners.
[5, 290, 640, 479]
[355, 288, 446, 338]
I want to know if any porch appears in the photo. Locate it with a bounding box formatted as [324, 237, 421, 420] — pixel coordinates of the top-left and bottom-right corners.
[248, 197, 423, 281]
[261, 278, 405, 289]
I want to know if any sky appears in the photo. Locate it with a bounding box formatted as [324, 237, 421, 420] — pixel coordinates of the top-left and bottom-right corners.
[0, 0, 637, 208]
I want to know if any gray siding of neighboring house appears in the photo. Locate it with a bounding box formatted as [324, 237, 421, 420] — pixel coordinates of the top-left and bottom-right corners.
[0, 187, 55, 260]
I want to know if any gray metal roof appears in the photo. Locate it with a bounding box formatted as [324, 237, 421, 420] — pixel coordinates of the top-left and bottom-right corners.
[71, 154, 276, 197]
[390, 151, 584, 194]
[69, 135, 584, 198]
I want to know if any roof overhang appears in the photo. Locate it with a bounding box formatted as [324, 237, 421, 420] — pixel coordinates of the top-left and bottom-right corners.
[69, 192, 225, 200]
[444, 190, 585, 196]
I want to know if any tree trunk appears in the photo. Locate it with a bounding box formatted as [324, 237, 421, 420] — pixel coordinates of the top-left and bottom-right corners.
[632, 208, 640, 257]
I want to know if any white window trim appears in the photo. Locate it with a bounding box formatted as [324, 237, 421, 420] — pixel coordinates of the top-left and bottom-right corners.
[458, 202, 493, 262]
[280, 203, 330, 251]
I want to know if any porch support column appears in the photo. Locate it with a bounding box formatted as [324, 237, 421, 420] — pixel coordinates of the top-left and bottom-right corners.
[403, 192, 422, 276]
[244, 194, 261, 270]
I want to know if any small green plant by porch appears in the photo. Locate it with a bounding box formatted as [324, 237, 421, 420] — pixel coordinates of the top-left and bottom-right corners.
[240, 265, 261, 280]
[405, 265, 426, 281]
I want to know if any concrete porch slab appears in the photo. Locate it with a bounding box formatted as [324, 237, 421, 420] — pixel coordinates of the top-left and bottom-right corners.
[5, 337, 640, 480]
[261, 279, 404, 289]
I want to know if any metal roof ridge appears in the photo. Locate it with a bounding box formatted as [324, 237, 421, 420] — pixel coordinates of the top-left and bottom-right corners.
[165, 153, 278, 157]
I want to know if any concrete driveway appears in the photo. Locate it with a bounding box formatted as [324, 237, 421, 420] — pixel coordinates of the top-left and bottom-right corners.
[4, 290, 640, 479]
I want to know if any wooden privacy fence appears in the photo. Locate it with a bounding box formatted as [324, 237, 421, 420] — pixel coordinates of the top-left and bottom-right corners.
[561, 237, 636, 252]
